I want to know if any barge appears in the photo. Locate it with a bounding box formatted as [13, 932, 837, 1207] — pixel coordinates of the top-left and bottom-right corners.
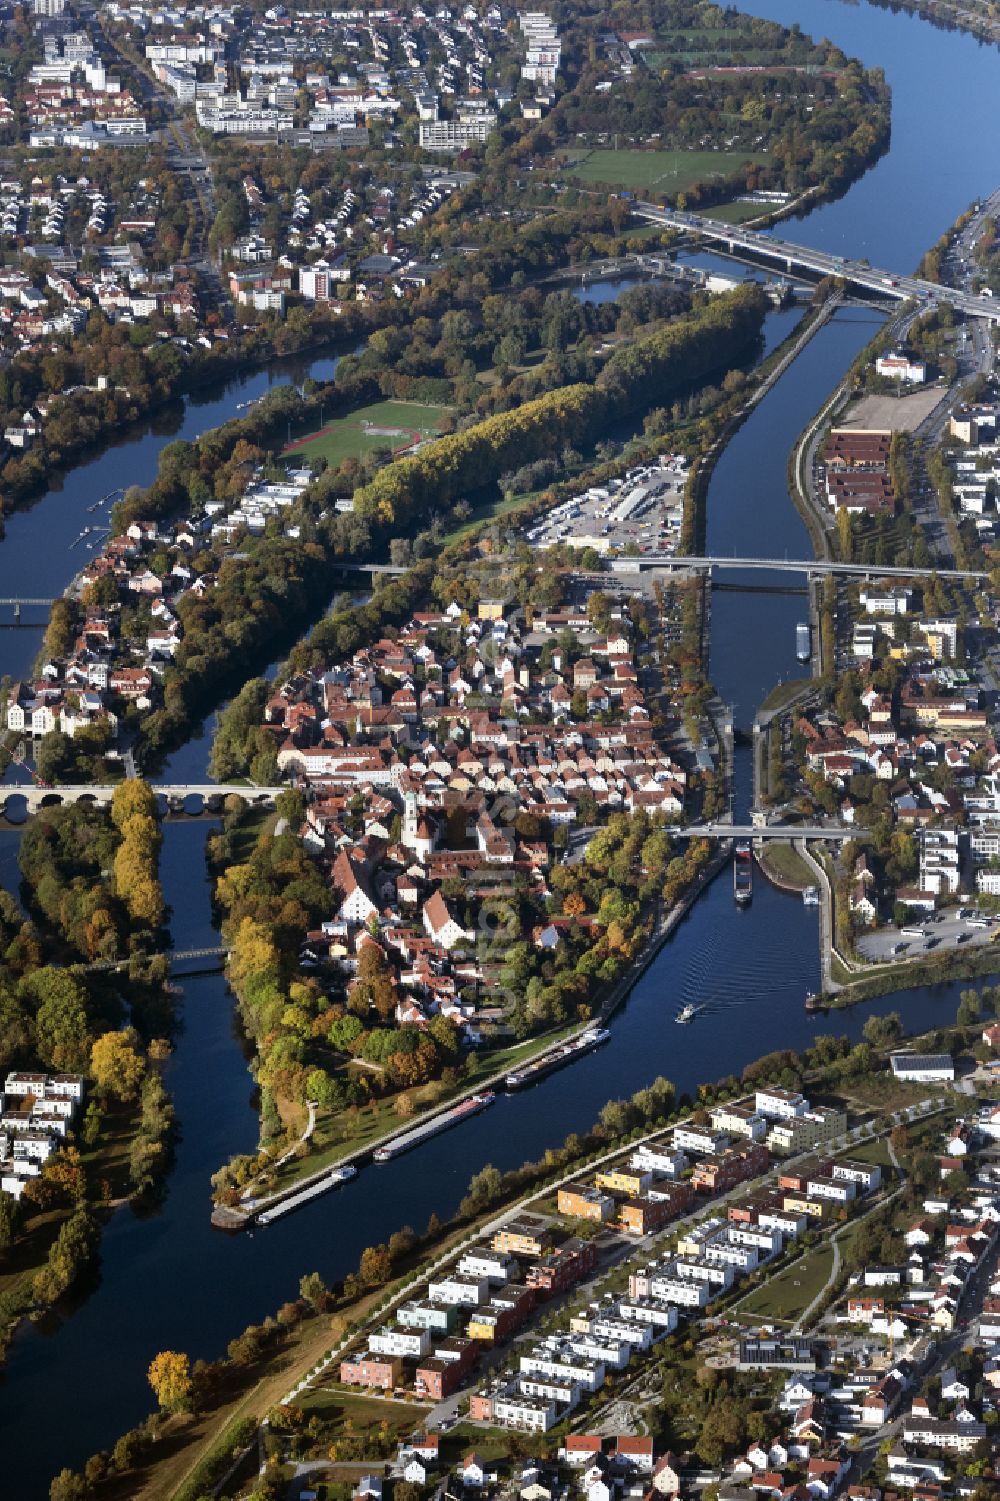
[373, 1091, 495, 1162]
[505, 1028, 611, 1091]
[256, 1164, 357, 1226]
[796, 622, 811, 662]
[734, 841, 753, 905]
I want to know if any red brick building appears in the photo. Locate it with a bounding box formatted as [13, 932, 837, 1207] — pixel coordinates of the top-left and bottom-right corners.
[340, 1353, 401, 1390]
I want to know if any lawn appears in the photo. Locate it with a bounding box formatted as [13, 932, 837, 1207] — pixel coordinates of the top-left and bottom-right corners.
[283, 399, 450, 468]
[566, 148, 770, 197]
[297, 1389, 431, 1439]
[712, 199, 778, 225]
[757, 677, 811, 715]
[757, 841, 814, 892]
[840, 1134, 893, 1168]
[736, 1243, 834, 1325]
[265, 1021, 585, 1194]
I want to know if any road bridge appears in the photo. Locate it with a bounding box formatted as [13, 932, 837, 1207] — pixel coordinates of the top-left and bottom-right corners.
[634, 203, 1000, 323]
[612, 555, 989, 582]
[672, 823, 857, 841]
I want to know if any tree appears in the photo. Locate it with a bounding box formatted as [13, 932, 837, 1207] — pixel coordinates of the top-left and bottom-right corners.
[358, 1244, 392, 1285]
[91, 1030, 146, 1102]
[49, 1470, 88, 1501]
[299, 1271, 328, 1313]
[958, 990, 982, 1026]
[22, 968, 90, 1072]
[148, 1350, 193, 1414]
[0, 1190, 20, 1254]
[110, 779, 158, 830]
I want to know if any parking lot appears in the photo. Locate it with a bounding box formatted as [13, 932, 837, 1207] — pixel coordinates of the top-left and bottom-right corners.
[526, 456, 689, 557]
[857, 904, 1000, 962]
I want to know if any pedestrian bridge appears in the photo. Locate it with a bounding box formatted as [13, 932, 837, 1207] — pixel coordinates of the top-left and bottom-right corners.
[0, 783, 284, 818]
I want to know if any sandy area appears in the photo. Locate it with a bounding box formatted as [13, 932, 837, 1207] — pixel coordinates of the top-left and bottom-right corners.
[841, 388, 942, 432]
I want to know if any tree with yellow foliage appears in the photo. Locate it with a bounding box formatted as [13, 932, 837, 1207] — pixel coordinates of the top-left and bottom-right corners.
[147, 1350, 193, 1413]
[91, 1029, 146, 1102]
[110, 779, 158, 830]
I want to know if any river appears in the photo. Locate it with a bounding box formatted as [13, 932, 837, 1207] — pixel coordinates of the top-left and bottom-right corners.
[0, 348, 345, 687]
[4, 0, 1000, 1487]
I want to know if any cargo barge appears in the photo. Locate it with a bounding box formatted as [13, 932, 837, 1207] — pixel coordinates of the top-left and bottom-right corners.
[373, 1091, 495, 1162]
[505, 1028, 611, 1091]
[256, 1164, 357, 1225]
[734, 841, 753, 905]
[796, 622, 811, 662]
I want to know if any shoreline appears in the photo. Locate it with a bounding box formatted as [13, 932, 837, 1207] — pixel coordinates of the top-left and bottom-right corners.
[213, 843, 731, 1231]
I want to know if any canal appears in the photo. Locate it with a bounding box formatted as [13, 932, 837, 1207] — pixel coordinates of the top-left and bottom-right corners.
[5, 0, 1000, 1486]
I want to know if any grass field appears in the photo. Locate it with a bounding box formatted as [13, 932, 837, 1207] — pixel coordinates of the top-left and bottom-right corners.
[736, 1242, 834, 1325]
[757, 841, 814, 892]
[266, 1021, 584, 1195]
[566, 148, 769, 197]
[284, 399, 450, 468]
[712, 199, 777, 224]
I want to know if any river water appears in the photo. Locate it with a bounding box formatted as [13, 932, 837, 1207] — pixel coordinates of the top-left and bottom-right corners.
[5, 0, 1000, 1487]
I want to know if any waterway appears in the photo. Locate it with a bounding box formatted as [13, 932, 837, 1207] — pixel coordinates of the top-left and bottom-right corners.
[6, 0, 1000, 1487]
[0, 347, 345, 687]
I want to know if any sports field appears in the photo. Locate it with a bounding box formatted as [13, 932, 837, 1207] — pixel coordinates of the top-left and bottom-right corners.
[567, 147, 769, 196]
[283, 398, 450, 467]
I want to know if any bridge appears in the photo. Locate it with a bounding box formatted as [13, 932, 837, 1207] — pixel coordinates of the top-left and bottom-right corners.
[612, 555, 989, 582]
[331, 562, 408, 578]
[87, 944, 228, 974]
[673, 823, 857, 841]
[635, 203, 1000, 323]
[0, 783, 284, 817]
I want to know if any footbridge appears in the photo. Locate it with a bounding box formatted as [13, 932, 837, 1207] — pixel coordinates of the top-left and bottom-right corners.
[87, 945, 229, 974]
[1, 783, 284, 817]
[612, 555, 989, 582]
[635, 203, 1000, 323]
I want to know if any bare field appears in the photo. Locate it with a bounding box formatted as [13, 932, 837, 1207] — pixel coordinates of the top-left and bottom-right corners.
[842, 388, 942, 432]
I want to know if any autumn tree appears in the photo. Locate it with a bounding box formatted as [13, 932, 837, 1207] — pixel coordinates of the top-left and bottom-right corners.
[148, 1350, 193, 1414]
[111, 778, 159, 830]
[358, 1243, 392, 1285]
[91, 1029, 146, 1102]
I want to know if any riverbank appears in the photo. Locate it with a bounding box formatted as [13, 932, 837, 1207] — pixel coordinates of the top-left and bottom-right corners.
[213, 841, 731, 1231]
[687, 292, 840, 552]
[110, 1032, 950, 1501]
[755, 840, 815, 892]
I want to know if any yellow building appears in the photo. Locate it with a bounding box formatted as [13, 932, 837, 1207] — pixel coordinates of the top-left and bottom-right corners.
[595, 1167, 651, 1197]
[782, 1192, 829, 1221]
[558, 1184, 615, 1223]
[767, 1107, 847, 1155]
[478, 598, 508, 621]
[492, 1217, 552, 1257]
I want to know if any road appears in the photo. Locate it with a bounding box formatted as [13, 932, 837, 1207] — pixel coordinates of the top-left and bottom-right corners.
[636, 204, 1000, 323]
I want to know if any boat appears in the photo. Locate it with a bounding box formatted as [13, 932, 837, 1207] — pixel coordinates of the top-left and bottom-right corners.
[802, 885, 820, 905]
[373, 1091, 495, 1162]
[804, 991, 828, 1011]
[255, 1163, 357, 1225]
[505, 1028, 611, 1091]
[796, 622, 811, 662]
[675, 1003, 697, 1024]
[734, 841, 753, 905]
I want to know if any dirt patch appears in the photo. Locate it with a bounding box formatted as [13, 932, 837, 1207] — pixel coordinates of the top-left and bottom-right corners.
[842, 388, 942, 432]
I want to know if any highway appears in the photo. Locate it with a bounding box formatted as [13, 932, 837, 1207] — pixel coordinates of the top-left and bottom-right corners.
[635, 203, 1000, 322]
